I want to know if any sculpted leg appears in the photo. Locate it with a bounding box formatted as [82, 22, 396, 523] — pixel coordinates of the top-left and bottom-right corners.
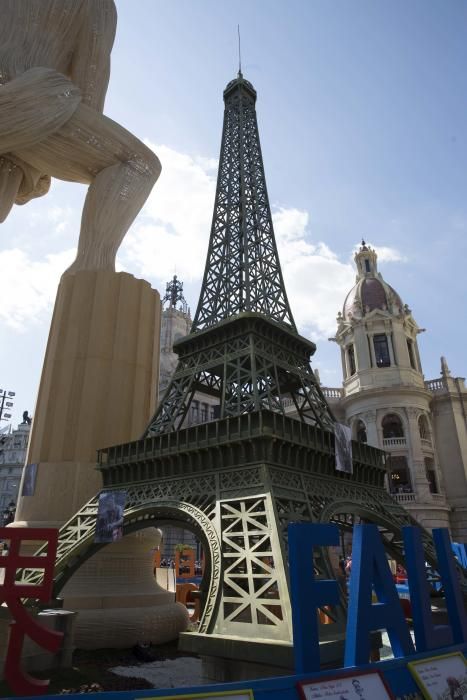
[0, 158, 23, 223]
[67, 155, 160, 273]
[14, 103, 161, 273]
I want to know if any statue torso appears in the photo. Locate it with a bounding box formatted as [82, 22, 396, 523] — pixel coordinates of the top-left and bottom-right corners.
[0, 0, 98, 84]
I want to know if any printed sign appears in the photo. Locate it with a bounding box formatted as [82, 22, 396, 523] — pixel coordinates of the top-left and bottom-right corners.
[21, 462, 38, 496]
[94, 490, 126, 543]
[408, 651, 467, 699]
[146, 691, 253, 700]
[334, 422, 353, 474]
[298, 670, 394, 700]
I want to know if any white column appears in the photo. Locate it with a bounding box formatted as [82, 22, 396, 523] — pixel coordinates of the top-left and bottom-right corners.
[386, 333, 395, 366]
[406, 407, 431, 501]
[368, 333, 376, 367]
[340, 348, 347, 379]
[362, 410, 378, 448]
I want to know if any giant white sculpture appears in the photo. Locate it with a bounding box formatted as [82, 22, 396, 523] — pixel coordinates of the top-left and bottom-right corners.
[0, 0, 160, 273]
[2, 0, 189, 650]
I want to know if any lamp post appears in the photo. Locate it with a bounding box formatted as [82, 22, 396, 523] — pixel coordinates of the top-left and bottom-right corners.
[0, 389, 15, 423]
[2, 500, 16, 526]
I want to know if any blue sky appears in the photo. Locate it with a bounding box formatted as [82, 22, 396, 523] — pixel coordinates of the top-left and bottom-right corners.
[1, 0, 466, 427]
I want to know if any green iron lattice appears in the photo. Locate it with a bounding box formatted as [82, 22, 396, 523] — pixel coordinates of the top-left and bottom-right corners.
[146, 73, 333, 436]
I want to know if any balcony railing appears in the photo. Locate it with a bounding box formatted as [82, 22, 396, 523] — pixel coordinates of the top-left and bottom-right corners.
[425, 378, 445, 392]
[392, 492, 416, 504]
[420, 438, 433, 450]
[431, 493, 446, 503]
[321, 387, 343, 399]
[382, 437, 407, 448]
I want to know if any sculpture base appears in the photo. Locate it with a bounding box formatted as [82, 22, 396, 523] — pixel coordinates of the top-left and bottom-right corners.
[17, 269, 161, 522]
[179, 631, 383, 682]
[12, 270, 187, 649]
[60, 529, 189, 649]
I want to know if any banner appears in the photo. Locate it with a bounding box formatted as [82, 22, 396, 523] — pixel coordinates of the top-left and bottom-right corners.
[334, 422, 352, 474]
[21, 463, 38, 496]
[94, 490, 127, 543]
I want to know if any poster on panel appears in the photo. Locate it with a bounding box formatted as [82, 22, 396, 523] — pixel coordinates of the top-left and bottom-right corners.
[408, 651, 467, 699]
[21, 463, 38, 496]
[334, 422, 353, 474]
[298, 670, 394, 700]
[94, 490, 127, 543]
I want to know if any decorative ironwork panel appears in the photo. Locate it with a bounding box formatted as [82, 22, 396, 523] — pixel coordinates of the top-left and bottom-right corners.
[214, 494, 292, 641]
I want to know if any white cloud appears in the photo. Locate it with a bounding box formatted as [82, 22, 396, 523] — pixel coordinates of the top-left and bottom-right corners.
[2, 143, 405, 344]
[0, 248, 75, 331]
[119, 147, 359, 341]
[351, 241, 407, 263]
[273, 207, 355, 339]
[46, 205, 75, 234]
[119, 143, 217, 282]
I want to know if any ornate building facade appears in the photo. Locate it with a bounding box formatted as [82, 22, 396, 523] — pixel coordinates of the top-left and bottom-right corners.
[0, 412, 31, 519]
[327, 243, 466, 539]
[159, 276, 219, 428]
[156, 251, 467, 540]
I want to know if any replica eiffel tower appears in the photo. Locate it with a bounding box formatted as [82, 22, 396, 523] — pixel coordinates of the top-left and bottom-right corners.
[20, 71, 441, 668]
[146, 72, 333, 436]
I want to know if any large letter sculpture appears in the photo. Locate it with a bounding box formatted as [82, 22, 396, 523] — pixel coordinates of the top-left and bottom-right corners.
[0, 528, 62, 696]
[344, 524, 415, 666]
[288, 522, 340, 673]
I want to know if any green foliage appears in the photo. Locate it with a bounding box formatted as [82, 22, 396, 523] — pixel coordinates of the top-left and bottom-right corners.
[175, 543, 193, 553]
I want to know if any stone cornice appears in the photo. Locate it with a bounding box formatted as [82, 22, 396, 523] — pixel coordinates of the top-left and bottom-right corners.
[339, 383, 433, 408]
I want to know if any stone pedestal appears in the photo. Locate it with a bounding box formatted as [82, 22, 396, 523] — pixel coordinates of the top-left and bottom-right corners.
[14, 270, 188, 648]
[16, 270, 160, 526]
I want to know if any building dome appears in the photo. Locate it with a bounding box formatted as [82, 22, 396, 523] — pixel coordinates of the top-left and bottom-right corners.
[342, 242, 403, 321]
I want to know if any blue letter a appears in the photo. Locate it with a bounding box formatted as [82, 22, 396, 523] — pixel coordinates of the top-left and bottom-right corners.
[344, 524, 415, 667]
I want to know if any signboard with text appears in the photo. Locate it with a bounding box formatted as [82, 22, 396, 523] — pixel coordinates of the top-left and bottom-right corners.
[408, 651, 467, 699]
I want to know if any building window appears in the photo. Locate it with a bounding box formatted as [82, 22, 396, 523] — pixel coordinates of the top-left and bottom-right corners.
[382, 413, 404, 438]
[407, 339, 416, 370]
[201, 403, 208, 422]
[388, 456, 412, 493]
[418, 415, 430, 441]
[191, 400, 199, 422]
[355, 420, 367, 443]
[364, 259, 371, 273]
[425, 458, 438, 494]
[373, 334, 390, 367]
[347, 344, 356, 376]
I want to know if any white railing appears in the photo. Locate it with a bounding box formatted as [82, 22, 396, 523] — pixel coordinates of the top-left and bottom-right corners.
[281, 398, 295, 409]
[321, 387, 343, 399]
[420, 438, 433, 450]
[382, 437, 407, 448]
[392, 492, 416, 504]
[425, 379, 445, 392]
[431, 493, 445, 503]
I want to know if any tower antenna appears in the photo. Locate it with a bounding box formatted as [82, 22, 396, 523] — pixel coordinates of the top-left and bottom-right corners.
[237, 24, 242, 76]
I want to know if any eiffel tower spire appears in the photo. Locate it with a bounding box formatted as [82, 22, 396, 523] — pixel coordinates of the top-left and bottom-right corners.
[146, 75, 334, 436]
[192, 73, 296, 332]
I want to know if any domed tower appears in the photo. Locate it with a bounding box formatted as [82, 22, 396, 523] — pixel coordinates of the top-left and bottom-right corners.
[332, 242, 450, 530]
[159, 275, 191, 395]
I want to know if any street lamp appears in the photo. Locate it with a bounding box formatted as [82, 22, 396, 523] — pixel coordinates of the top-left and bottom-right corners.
[0, 389, 15, 422]
[2, 501, 16, 526]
